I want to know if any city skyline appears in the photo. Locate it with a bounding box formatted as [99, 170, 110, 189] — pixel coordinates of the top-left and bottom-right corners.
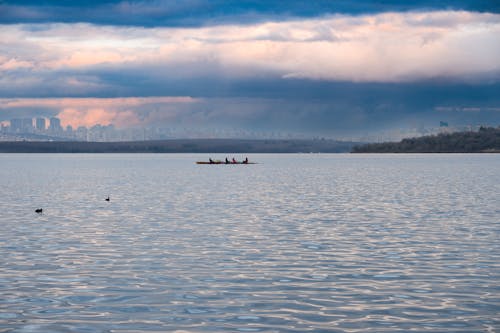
[1, 1, 499, 138]
[0, 113, 482, 144]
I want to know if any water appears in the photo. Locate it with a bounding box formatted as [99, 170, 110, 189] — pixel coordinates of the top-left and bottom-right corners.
[0, 153, 499, 332]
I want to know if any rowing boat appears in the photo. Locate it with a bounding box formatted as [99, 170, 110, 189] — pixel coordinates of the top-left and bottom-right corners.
[196, 161, 256, 164]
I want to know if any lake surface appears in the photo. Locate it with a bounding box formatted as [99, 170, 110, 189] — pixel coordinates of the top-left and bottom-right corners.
[0, 154, 499, 332]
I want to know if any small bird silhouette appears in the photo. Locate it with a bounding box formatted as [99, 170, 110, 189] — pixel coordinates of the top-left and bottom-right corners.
[105, 196, 110, 202]
[35, 208, 43, 214]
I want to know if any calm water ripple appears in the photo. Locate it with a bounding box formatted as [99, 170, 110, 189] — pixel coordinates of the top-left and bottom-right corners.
[0, 154, 499, 332]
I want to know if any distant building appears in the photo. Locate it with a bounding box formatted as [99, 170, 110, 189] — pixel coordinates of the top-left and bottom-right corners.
[35, 118, 46, 131]
[49, 117, 62, 133]
[22, 118, 34, 133]
[76, 126, 88, 141]
[9, 119, 23, 133]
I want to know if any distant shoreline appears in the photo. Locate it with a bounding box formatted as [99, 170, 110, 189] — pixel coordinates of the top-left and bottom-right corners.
[3, 128, 499, 153]
[352, 127, 500, 153]
[0, 139, 357, 153]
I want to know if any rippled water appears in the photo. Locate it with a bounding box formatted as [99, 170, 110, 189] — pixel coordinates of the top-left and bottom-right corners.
[0, 153, 499, 332]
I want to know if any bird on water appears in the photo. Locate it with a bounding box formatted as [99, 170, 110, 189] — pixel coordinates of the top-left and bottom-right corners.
[35, 208, 43, 213]
[105, 196, 110, 201]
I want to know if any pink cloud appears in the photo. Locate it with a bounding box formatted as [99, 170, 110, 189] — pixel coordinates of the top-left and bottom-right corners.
[0, 97, 198, 128]
[0, 56, 33, 70]
[1, 11, 499, 82]
[59, 51, 133, 68]
[57, 108, 140, 128]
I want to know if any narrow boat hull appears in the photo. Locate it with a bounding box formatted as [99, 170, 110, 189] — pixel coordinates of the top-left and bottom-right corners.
[196, 162, 256, 164]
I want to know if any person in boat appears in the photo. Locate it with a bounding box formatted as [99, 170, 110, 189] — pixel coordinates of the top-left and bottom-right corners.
[232, 157, 237, 163]
[243, 157, 248, 164]
[209, 158, 214, 164]
[225, 157, 230, 164]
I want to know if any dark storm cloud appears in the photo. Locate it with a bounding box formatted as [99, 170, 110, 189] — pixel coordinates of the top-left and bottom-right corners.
[1, 0, 499, 26]
[1, 3, 499, 135]
[1, 64, 499, 133]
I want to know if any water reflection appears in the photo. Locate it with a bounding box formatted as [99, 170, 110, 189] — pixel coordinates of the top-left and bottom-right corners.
[0, 154, 499, 332]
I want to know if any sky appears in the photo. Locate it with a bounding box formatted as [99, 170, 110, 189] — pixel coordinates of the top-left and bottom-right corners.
[1, 0, 499, 138]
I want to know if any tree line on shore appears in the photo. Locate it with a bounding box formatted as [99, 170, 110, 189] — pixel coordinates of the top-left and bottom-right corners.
[2, 128, 499, 153]
[352, 127, 500, 153]
[0, 138, 356, 153]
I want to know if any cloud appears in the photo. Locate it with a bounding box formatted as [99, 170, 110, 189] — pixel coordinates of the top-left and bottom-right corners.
[0, 97, 194, 108]
[0, 10, 499, 95]
[1, 81, 499, 136]
[0, 97, 198, 128]
[1, 10, 499, 135]
[57, 108, 139, 128]
[0, 56, 33, 71]
[1, 1, 499, 27]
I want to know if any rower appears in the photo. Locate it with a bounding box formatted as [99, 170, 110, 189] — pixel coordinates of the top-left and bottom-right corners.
[225, 157, 230, 164]
[243, 157, 248, 164]
[209, 158, 214, 164]
[232, 157, 237, 163]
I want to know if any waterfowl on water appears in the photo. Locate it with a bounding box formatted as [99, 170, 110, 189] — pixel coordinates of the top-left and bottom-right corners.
[35, 208, 43, 213]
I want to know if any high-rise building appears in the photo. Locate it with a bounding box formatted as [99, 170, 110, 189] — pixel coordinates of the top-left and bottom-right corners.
[35, 118, 46, 131]
[22, 118, 33, 133]
[9, 118, 23, 133]
[49, 117, 62, 133]
[76, 126, 88, 141]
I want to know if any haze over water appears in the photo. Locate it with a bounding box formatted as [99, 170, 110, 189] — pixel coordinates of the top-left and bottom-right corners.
[0, 154, 499, 332]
